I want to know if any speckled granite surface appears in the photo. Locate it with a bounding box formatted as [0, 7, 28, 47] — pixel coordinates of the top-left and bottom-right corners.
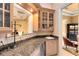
[0, 38, 45, 56]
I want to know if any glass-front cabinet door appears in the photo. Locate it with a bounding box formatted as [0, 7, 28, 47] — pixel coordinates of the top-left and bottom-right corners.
[0, 9, 3, 27]
[5, 3, 10, 10]
[4, 3, 10, 27]
[39, 10, 54, 32]
[49, 12, 53, 32]
[0, 3, 10, 27]
[41, 12, 48, 31]
[0, 3, 3, 27]
[4, 12, 10, 27]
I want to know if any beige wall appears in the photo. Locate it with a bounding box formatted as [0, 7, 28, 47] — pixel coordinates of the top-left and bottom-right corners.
[13, 4, 34, 34]
[16, 19, 28, 35]
[62, 15, 78, 37]
[62, 16, 71, 37]
[70, 16, 78, 23]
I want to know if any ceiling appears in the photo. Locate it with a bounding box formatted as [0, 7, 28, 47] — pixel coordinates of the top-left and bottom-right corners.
[63, 3, 79, 16]
[18, 3, 38, 13]
[39, 3, 70, 10]
[51, 3, 70, 9]
[65, 3, 79, 12]
[14, 4, 31, 20]
[14, 3, 71, 17]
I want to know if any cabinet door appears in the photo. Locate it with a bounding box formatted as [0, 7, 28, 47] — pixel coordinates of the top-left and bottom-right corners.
[4, 3, 10, 27]
[39, 10, 54, 32]
[0, 3, 3, 27]
[4, 12, 10, 27]
[49, 12, 53, 32]
[0, 9, 3, 27]
[0, 3, 10, 27]
[5, 3, 10, 10]
[40, 11, 48, 31]
[46, 40, 58, 56]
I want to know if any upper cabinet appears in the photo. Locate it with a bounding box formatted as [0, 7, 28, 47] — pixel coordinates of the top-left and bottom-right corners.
[0, 3, 3, 8]
[38, 8, 54, 32]
[0, 3, 3, 27]
[4, 3, 10, 27]
[0, 3, 10, 27]
[5, 3, 10, 10]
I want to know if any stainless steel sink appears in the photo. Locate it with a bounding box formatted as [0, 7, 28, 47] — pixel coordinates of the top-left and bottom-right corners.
[45, 36, 55, 39]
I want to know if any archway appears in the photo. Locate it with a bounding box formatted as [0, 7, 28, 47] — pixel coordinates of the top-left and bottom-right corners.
[62, 3, 79, 55]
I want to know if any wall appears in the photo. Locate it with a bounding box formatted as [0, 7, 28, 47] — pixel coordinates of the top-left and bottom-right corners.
[40, 3, 53, 9]
[70, 16, 78, 23]
[13, 4, 33, 34]
[28, 14, 33, 33]
[62, 16, 71, 37]
[62, 15, 78, 48]
[15, 14, 33, 34]
[62, 15, 78, 37]
[16, 19, 28, 35]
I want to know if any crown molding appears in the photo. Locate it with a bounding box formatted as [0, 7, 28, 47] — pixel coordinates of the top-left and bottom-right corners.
[62, 9, 79, 16]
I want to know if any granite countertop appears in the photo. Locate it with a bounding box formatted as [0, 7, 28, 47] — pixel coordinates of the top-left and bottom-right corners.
[0, 34, 58, 56]
[0, 38, 45, 56]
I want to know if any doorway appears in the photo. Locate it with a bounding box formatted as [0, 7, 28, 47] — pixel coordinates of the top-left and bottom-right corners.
[62, 3, 79, 55]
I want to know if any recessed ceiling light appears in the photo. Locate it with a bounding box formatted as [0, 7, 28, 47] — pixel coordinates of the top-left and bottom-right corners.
[19, 3, 22, 4]
[30, 8, 33, 12]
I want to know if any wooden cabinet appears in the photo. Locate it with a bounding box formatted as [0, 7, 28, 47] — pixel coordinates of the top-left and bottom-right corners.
[0, 3, 3, 27]
[42, 38, 58, 56]
[4, 3, 10, 27]
[0, 3, 10, 27]
[46, 39, 58, 56]
[38, 8, 54, 32]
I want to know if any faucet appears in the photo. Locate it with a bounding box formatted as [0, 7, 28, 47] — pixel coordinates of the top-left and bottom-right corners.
[5, 33, 7, 39]
[0, 41, 4, 46]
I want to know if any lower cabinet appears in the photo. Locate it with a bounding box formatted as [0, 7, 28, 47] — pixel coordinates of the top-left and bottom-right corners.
[45, 39, 58, 56]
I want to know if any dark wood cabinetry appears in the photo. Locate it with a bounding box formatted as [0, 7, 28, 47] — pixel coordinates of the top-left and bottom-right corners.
[67, 24, 78, 41]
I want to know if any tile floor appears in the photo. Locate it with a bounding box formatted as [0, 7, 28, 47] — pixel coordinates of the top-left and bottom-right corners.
[59, 49, 75, 56]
